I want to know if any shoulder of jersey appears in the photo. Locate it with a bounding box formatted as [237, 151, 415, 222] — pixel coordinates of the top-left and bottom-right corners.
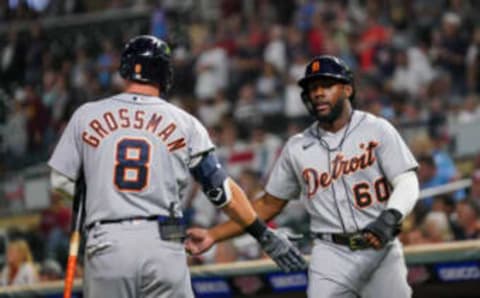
[353, 112, 401, 142]
[160, 100, 204, 127]
[284, 131, 312, 151]
[72, 100, 97, 116]
[90, 95, 195, 117]
[352, 110, 391, 128]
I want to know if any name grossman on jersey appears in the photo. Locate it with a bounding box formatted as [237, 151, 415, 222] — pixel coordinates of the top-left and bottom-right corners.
[81, 108, 186, 152]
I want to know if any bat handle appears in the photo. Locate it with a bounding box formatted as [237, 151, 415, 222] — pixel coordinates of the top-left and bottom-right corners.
[64, 232, 80, 298]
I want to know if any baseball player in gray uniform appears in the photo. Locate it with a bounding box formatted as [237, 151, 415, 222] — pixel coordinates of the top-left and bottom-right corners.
[186, 55, 420, 297]
[48, 35, 306, 298]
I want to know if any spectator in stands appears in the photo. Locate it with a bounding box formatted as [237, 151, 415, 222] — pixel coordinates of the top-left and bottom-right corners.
[3, 90, 28, 169]
[38, 192, 72, 267]
[0, 240, 38, 286]
[249, 123, 282, 179]
[216, 120, 253, 179]
[230, 33, 261, 96]
[453, 200, 480, 240]
[256, 63, 284, 123]
[417, 155, 442, 210]
[197, 91, 230, 128]
[470, 170, 480, 208]
[70, 48, 93, 90]
[456, 94, 480, 124]
[24, 24, 45, 85]
[411, 134, 465, 200]
[432, 12, 469, 96]
[170, 47, 195, 97]
[0, 29, 25, 88]
[466, 26, 480, 94]
[421, 211, 454, 243]
[38, 259, 63, 281]
[402, 228, 428, 245]
[356, 14, 391, 73]
[96, 39, 118, 90]
[284, 49, 309, 122]
[24, 84, 49, 159]
[233, 83, 262, 131]
[256, 62, 281, 99]
[263, 24, 287, 73]
[194, 36, 228, 100]
[390, 41, 435, 99]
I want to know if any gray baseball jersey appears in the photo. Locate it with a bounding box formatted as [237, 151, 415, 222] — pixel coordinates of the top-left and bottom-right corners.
[49, 92, 211, 298]
[266, 110, 417, 234]
[48, 92, 214, 226]
[266, 111, 417, 297]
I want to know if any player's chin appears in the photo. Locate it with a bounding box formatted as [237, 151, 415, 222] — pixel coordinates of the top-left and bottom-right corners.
[315, 112, 334, 122]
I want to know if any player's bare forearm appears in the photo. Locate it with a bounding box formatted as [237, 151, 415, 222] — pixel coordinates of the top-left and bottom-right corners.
[220, 179, 257, 227]
[213, 192, 287, 243]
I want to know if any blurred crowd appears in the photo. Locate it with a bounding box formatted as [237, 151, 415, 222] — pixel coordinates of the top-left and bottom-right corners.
[0, 0, 480, 286]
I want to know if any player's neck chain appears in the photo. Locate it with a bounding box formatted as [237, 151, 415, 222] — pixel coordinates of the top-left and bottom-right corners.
[315, 110, 355, 152]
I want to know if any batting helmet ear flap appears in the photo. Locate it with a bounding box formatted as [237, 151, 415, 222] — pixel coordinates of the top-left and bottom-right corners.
[119, 54, 134, 79]
[301, 90, 316, 117]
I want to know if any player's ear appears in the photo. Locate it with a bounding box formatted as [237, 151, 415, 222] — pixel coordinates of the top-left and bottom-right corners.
[343, 84, 353, 98]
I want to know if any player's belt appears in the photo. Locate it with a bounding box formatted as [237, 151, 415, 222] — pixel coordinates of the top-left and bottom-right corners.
[86, 215, 187, 243]
[312, 232, 370, 251]
[86, 215, 165, 230]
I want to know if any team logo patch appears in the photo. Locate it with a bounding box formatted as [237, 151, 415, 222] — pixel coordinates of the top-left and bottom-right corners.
[312, 60, 320, 72]
[134, 64, 142, 74]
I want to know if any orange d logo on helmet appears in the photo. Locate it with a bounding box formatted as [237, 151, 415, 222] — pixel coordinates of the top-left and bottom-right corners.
[134, 64, 142, 74]
[312, 60, 320, 72]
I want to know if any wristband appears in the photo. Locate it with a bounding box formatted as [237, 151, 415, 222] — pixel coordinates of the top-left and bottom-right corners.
[245, 218, 268, 240]
[385, 209, 402, 224]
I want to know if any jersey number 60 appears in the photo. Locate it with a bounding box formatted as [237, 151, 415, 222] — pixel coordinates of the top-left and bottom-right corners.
[353, 177, 390, 208]
[114, 138, 151, 192]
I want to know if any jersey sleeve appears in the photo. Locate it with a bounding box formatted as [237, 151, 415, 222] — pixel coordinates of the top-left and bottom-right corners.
[265, 141, 301, 200]
[376, 119, 418, 182]
[188, 117, 215, 159]
[48, 107, 83, 180]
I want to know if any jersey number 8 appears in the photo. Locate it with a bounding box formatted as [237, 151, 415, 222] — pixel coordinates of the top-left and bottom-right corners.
[114, 138, 151, 192]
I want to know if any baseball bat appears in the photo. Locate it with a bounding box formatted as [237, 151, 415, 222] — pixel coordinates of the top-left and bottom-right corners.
[63, 172, 86, 298]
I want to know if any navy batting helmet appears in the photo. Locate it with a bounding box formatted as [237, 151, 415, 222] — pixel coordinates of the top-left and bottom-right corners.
[298, 55, 355, 117]
[119, 35, 173, 92]
[298, 55, 353, 88]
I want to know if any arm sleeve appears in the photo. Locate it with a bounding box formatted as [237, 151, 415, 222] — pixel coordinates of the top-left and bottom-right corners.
[387, 171, 420, 219]
[48, 108, 83, 180]
[265, 143, 301, 200]
[376, 119, 418, 182]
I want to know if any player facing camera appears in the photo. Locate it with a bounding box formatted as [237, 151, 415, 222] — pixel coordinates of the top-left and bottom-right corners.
[186, 54, 420, 298]
[298, 55, 355, 124]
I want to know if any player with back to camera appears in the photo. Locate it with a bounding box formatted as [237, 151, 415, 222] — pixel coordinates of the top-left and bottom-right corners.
[186, 55, 420, 298]
[48, 35, 306, 298]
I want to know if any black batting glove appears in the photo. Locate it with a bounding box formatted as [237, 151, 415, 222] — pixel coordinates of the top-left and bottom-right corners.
[362, 209, 402, 249]
[258, 228, 308, 272]
[246, 218, 307, 272]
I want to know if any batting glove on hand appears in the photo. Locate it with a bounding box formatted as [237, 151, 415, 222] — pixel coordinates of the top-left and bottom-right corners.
[362, 209, 402, 249]
[258, 228, 308, 272]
